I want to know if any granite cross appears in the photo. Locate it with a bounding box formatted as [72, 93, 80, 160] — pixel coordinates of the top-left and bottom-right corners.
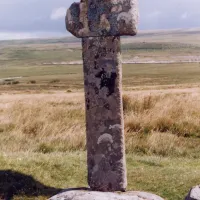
[66, 0, 138, 192]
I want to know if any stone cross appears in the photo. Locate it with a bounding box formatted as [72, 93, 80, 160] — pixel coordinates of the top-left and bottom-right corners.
[66, 0, 138, 192]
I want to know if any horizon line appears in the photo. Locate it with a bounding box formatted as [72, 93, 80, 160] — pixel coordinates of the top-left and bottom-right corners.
[0, 27, 200, 42]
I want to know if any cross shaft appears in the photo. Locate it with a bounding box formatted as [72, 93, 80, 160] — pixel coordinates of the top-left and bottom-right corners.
[83, 36, 126, 191]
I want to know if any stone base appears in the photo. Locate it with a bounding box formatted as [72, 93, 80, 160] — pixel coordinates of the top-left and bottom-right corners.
[49, 189, 164, 200]
[185, 185, 200, 200]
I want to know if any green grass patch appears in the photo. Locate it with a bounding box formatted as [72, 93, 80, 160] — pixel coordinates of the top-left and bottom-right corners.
[0, 152, 198, 200]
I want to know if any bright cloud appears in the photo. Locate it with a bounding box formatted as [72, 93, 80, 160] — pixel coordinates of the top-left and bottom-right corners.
[0, 31, 66, 40]
[148, 11, 161, 18]
[181, 12, 189, 19]
[0, 0, 200, 40]
[50, 7, 66, 20]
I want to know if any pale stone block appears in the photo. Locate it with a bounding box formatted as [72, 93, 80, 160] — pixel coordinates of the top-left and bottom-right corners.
[185, 185, 200, 200]
[49, 190, 164, 200]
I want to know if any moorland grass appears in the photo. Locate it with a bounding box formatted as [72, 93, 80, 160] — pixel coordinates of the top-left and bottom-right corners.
[1, 90, 200, 157]
[0, 152, 200, 200]
[1, 63, 200, 92]
[1, 31, 200, 200]
[1, 89, 200, 199]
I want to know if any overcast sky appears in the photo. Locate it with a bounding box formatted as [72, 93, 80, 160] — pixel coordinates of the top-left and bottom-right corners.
[0, 0, 200, 40]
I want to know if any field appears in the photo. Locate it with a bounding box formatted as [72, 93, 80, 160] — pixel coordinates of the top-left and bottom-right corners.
[1, 29, 200, 200]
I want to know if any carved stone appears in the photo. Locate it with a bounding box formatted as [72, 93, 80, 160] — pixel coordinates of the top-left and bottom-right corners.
[66, 0, 139, 38]
[82, 36, 126, 191]
[65, 0, 138, 193]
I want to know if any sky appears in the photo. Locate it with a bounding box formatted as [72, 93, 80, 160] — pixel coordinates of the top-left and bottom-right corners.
[0, 0, 200, 40]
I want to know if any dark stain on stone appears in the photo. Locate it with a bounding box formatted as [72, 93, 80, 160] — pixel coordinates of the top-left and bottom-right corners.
[99, 47, 107, 57]
[86, 98, 90, 110]
[94, 87, 99, 95]
[95, 68, 117, 96]
[108, 183, 112, 191]
[94, 54, 100, 69]
[104, 103, 110, 110]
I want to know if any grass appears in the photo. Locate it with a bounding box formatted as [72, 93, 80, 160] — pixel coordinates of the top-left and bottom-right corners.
[1, 90, 200, 157]
[1, 63, 200, 92]
[123, 93, 200, 137]
[1, 152, 200, 200]
[3, 89, 200, 199]
[0, 29, 200, 92]
[1, 30, 200, 199]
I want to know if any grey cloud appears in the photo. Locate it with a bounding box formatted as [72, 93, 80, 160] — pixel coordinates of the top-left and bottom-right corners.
[0, 0, 74, 32]
[0, 0, 200, 39]
[139, 0, 200, 29]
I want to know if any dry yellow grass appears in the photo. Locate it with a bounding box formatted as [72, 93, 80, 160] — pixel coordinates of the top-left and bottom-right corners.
[123, 91, 200, 137]
[1, 88, 200, 157]
[0, 93, 86, 153]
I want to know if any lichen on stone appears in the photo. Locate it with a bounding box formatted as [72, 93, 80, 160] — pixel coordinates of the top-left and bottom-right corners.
[97, 133, 114, 145]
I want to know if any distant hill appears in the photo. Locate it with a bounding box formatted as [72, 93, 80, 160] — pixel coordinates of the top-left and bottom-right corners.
[0, 37, 81, 47]
[123, 28, 200, 46]
[0, 28, 200, 47]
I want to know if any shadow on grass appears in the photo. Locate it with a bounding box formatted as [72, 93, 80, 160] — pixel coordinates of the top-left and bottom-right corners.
[0, 170, 62, 200]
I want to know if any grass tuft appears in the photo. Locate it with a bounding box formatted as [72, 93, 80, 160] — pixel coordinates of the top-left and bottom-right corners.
[0, 91, 200, 157]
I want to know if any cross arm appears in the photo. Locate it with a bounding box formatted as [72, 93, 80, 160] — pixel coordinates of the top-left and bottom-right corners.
[66, 0, 139, 38]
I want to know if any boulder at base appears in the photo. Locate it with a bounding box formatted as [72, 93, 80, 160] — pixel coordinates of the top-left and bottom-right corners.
[49, 190, 164, 200]
[185, 185, 200, 200]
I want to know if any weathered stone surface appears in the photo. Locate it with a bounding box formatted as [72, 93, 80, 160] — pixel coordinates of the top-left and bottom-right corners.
[49, 190, 164, 200]
[185, 185, 200, 200]
[82, 36, 126, 191]
[66, 0, 138, 38]
[65, 0, 139, 193]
